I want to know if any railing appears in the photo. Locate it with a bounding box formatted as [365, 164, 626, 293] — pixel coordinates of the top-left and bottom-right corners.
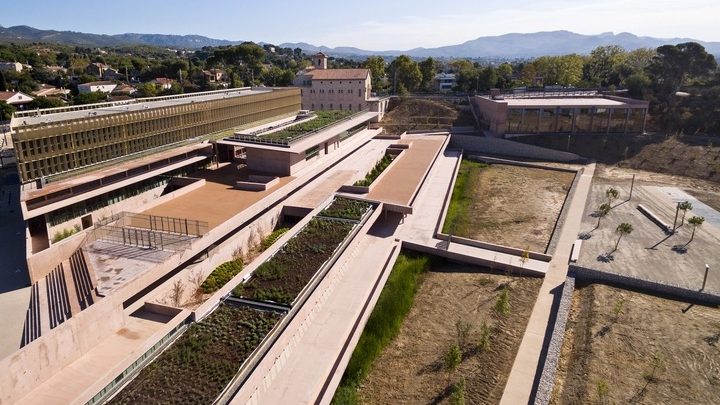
[12, 87, 255, 119]
[226, 109, 371, 147]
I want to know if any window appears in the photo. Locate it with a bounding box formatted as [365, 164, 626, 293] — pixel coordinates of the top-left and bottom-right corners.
[348, 104, 352, 111]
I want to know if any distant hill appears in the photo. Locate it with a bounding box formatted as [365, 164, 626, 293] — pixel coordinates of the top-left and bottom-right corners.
[283, 31, 720, 58]
[0, 25, 243, 48]
[0, 25, 718, 58]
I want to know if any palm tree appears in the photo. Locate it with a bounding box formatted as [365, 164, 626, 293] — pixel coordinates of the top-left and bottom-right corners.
[596, 203, 611, 229]
[687, 216, 705, 244]
[606, 187, 619, 206]
[678, 201, 693, 226]
[614, 223, 633, 252]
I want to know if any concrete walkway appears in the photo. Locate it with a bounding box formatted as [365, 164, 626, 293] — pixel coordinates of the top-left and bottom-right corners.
[499, 163, 596, 405]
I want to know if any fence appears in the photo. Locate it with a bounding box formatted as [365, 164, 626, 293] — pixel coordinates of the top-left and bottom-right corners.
[89, 212, 208, 252]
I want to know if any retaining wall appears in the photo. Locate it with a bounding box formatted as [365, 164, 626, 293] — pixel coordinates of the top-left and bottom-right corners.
[450, 134, 582, 162]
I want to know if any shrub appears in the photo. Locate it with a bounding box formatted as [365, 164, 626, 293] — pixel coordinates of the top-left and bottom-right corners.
[52, 227, 78, 243]
[260, 227, 290, 251]
[320, 197, 371, 221]
[450, 376, 466, 405]
[353, 154, 394, 187]
[478, 322, 491, 351]
[494, 288, 510, 316]
[444, 344, 461, 372]
[200, 259, 244, 294]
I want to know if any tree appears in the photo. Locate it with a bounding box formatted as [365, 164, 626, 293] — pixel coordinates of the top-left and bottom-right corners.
[624, 73, 651, 99]
[614, 223, 633, 251]
[678, 201, 693, 226]
[135, 82, 157, 98]
[362, 56, 385, 91]
[605, 187, 619, 205]
[495, 63, 513, 89]
[27, 97, 65, 109]
[388, 55, 422, 93]
[687, 216, 705, 244]
[419, 57, 437, 91]
[0, 102, 16, 121]
[0, 69, 7, 91]
[521, 63, 537, 86]
[584, 45, 627, 87]
[596, 203, 611, 229]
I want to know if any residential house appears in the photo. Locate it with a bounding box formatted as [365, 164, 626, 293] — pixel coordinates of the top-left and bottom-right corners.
[32, 84, 70, 99]
[292, 53, 372, 111]
[433, 73, 457, 92]
[0, 62, 24, 72]
[202, 69, 227, 85]
[78, 81, 117, 94]
[0, 91, 34, 106]
[86, 62, 112, 78]
[153, 77, 174, 90]
[112, 83, 137, 96]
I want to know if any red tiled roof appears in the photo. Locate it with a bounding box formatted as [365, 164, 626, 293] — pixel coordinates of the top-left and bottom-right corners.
[308, 68, 370, 81]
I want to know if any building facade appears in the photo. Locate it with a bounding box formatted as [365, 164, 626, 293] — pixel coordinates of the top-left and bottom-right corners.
[293, 53, 372, 111]
[11, 87, 300, 184]
[472, 93, 649, 137]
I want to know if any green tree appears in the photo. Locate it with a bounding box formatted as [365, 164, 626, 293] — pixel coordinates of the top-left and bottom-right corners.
[678, 201, 693, 226]
[605, 187, 619, 205]
[687, 216, 705, 244]
[0, 102, 16, 121]
[27, 97, 65, 109]
[0, 70, 7, 91]
[388, 55, 422, 93]
[74, 91, 107, 105]
[596, 203, 611, 229]
[624, 73, 651, 99]
[584, 45, 627, 87]
[135, 82, 158, 98]
[419, 57, 437, 91]
[362, 56, 386, 91]
[521, 63, 537, 86]
[495, 63, 513, 89]
[614, 223, 633, 251]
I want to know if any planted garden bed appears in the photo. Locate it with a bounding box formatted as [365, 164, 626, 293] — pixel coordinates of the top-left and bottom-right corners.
[261, 110, 353, 141]
[109, 305, 281, 405]
[319, 197, 371, 221]
[233, 218, 355, 305]
[200, 259, 244, 294]
[354, 154, 394, 187]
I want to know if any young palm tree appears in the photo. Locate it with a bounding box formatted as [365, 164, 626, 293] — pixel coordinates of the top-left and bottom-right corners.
[596, 203, 611, 229]
[687, 216, 705, 244]
[678, 201, 693, 226]
[606, 187, 619, 206]
[614, 222, 633, 252]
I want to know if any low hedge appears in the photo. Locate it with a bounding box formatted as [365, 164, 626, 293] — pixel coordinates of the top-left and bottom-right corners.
[260, 227, 290, 251]
[200, 259, 244, 294]
[353, 155, 393, 187]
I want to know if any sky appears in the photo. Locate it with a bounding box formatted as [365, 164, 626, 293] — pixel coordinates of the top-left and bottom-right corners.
[2, 0, 719, 50]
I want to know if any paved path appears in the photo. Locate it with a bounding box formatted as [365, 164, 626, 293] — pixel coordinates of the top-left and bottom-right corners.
[500, 163, 596, 405]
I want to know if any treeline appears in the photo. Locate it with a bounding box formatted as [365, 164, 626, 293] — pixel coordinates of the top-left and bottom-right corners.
[361, 43, 719, 135]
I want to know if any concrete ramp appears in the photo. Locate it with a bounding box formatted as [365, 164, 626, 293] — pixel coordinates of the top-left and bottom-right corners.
[450, 134, 581, 162]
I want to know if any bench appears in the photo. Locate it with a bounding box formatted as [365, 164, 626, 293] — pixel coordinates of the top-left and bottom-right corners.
[637, 204, 672, 233]
[570, 239, 582, 262]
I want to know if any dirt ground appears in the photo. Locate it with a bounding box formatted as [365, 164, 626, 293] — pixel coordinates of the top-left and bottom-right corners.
[381, 98, 473, 135]
[596, 163, 720, 212]
[552, 283, 720, 405]
[357, 264, 542, 405]
[455, 164, 574, 253]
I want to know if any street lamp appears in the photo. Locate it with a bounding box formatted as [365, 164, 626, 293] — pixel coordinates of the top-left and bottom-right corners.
[701, 264, 710, 291]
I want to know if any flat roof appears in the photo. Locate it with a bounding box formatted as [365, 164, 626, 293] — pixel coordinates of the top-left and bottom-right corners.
[505, 98, 627, 107]
[14, 88, 275, 127]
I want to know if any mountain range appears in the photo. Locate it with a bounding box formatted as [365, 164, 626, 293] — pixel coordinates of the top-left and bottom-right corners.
[1, 25, 718, 58]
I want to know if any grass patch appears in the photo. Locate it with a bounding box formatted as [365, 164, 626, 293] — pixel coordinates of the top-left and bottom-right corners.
[200, 260, 244, 294]
[261, 110, 353, 141]
[332, 252, 434, 404]
[442, 160, 488, 235]
[353, 154, 394, 187]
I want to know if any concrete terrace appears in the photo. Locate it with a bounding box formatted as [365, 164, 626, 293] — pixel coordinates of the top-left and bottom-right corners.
[367, 134, 447, 208]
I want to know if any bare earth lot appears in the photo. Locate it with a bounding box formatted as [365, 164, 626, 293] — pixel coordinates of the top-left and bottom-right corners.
[357, 264, 542, 404]
[552, 283, 720, 405]
[454, 164, 574, 253]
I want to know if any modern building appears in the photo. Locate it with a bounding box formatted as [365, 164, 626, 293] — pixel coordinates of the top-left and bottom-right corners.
[10, 87, 300, 251]
[293, 52, 372, 111]
[471, 91, 649, 137]
[433, 73, 456, 92]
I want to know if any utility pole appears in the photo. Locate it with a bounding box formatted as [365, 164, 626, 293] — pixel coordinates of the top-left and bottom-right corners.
[672, 201, 681, 232]
[629, 174, 636, 201]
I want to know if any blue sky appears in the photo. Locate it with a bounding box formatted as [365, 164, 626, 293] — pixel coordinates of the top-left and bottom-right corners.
[2, 0, 719, 49]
